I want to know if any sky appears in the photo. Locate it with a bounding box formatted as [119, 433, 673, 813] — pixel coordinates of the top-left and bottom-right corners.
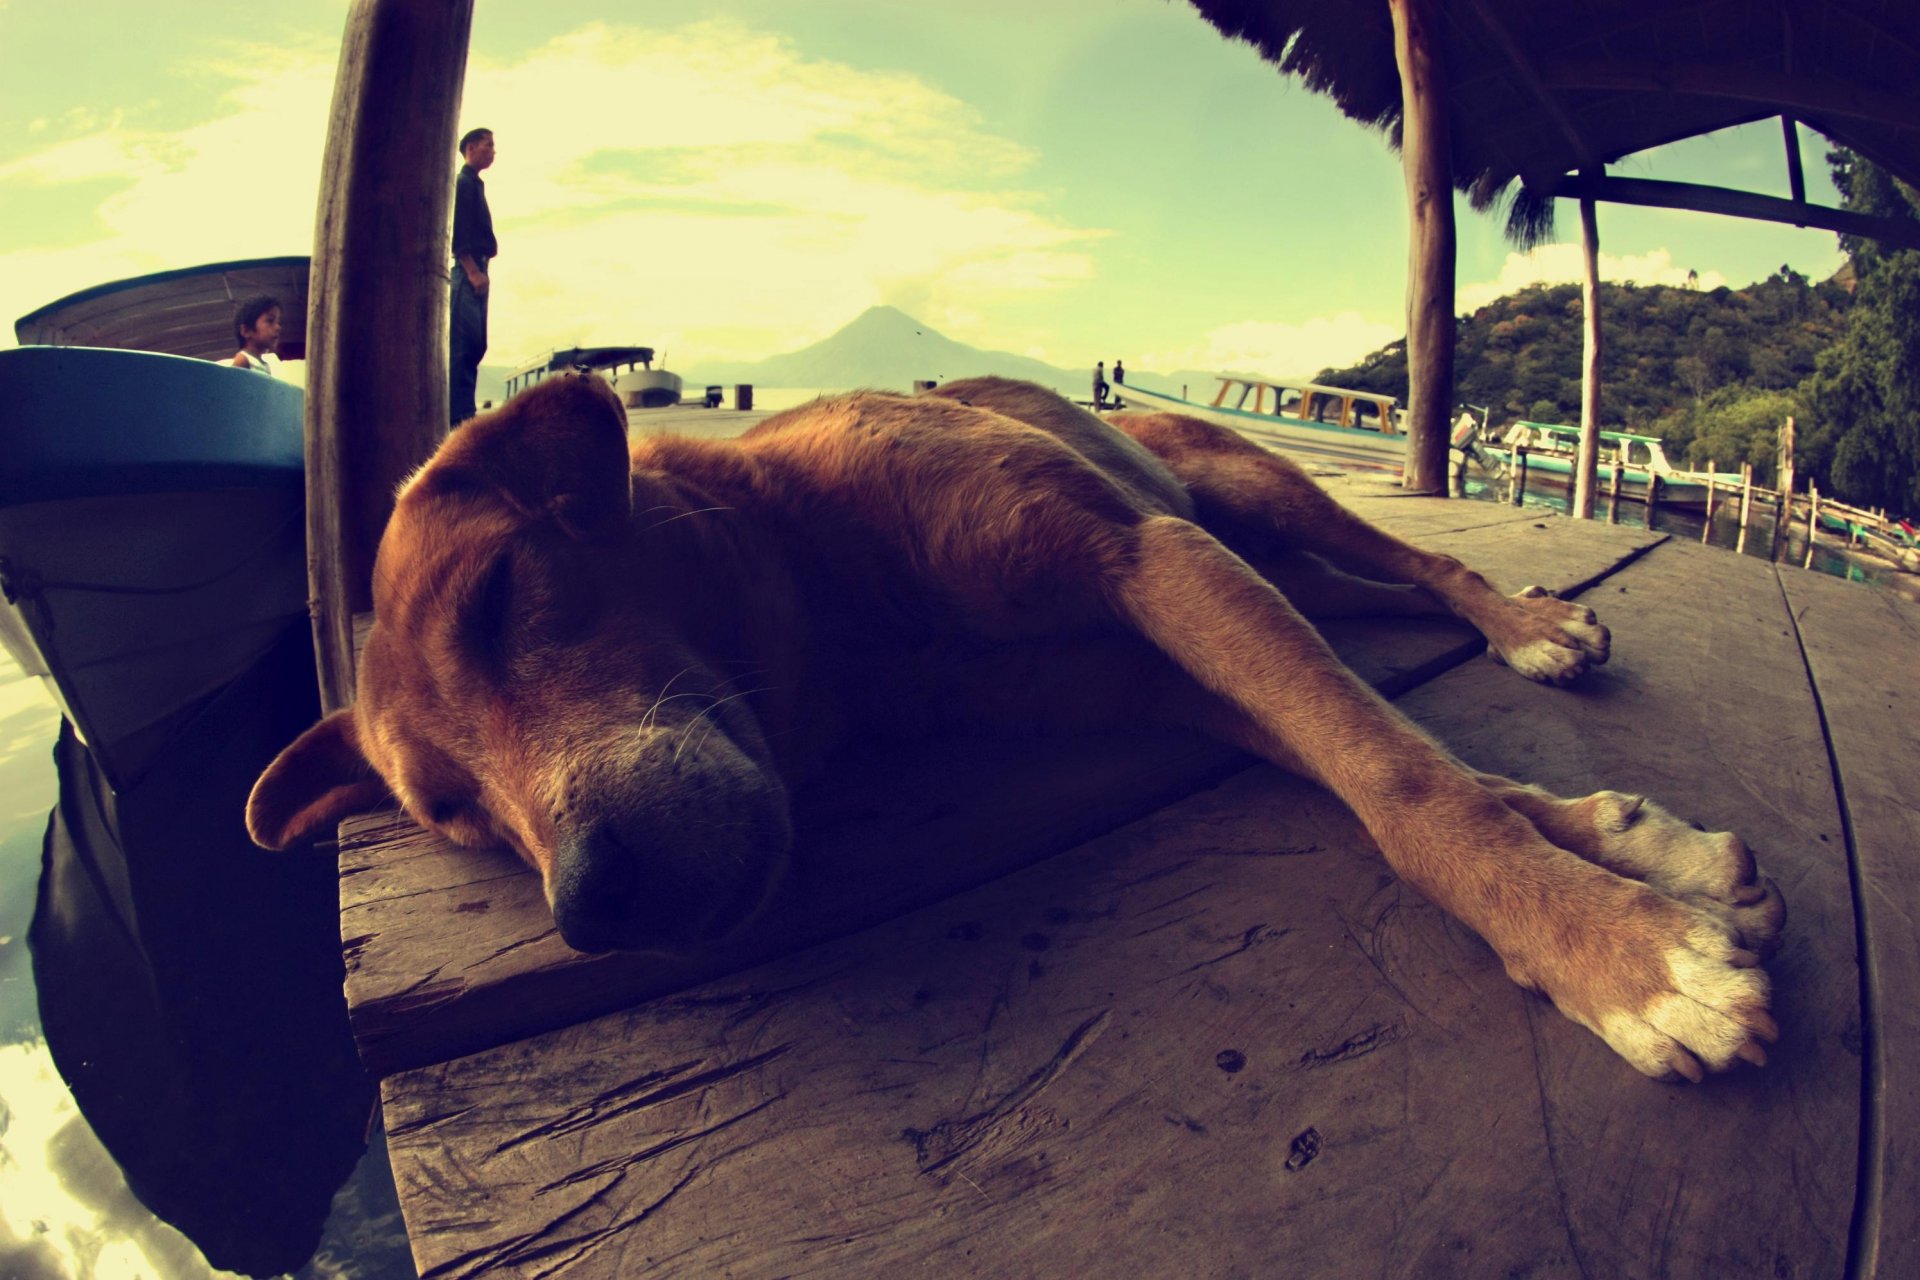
[0, 0, 1851, 384]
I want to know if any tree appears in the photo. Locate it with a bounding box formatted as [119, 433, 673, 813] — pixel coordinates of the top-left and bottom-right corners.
[1803, 150, 1920, 513]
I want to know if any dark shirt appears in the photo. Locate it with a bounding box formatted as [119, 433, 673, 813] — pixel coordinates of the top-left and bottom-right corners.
[451, 163, 497, 263]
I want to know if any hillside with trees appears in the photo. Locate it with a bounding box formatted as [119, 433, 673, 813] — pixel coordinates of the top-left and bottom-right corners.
[1318, 150, 1920, 515]
[1317, 270, 1852, 475]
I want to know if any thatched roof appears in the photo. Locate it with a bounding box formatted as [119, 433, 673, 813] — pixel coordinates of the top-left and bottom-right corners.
[1187, 0, 1920, 243]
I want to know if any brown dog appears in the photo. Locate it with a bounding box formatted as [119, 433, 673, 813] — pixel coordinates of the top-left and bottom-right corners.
[248, 374, 1784, 1082]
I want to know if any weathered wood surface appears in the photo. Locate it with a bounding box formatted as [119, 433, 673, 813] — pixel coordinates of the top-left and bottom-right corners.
[1778, 567, 1920, 1279]
[380, 536, 1864, 1279]
[339, 494, 1661, 1076]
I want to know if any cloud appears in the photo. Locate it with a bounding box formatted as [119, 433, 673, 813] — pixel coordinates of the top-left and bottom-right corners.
[1458, 247, 1727, 313]
[1139, 311, 1400, 380]
[456, 20, 1104, 364]
[0, 37, 337, 339]
[1, 19, 1105, 370]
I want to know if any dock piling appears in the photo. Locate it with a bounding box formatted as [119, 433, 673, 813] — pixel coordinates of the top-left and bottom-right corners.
[1607, 461, 1622, 524]
[1510, 446, 1529, 507]
[1805, 481, 1821, 569]
[1737, 463, 1754, 555]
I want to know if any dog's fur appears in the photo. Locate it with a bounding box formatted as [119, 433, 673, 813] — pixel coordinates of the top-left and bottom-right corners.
[248, 374, 1784, 1082]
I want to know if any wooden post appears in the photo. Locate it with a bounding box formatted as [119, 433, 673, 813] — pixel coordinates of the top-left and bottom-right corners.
[307, 0, 476, 712]
[1774, 415, 1796, 561]
[1608, 458, 1622, 524]
[1389, 0, 1454, 496]
[1573, 179, 1603, 518]
[1737, 462, 1754, 554]
[1805, 480, 1821, 569]
[1510, 446, 1529, 506]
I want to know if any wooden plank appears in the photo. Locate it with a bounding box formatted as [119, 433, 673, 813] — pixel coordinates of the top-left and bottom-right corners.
[380, 537, 1856, 1279]
[339, 511, 1662, 1076]
[1777, 568, 1920, 1279]
[1395, 539, 1860, 1278]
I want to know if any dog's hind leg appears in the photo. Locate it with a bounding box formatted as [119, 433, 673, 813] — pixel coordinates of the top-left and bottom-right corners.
[1111, 411, 1609, 685]
[1109, 514, 1776, 1082]
[1255, 549, 1452, 620]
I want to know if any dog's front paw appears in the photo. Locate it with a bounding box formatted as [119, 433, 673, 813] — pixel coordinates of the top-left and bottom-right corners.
[1576, 792, 1787, 959]
[1505, 877, 1778, 1083]
[1485, 586, 1610, 685]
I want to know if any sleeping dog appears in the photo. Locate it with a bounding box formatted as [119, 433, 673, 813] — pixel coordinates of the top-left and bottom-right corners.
[247, 374, 1783, 1082]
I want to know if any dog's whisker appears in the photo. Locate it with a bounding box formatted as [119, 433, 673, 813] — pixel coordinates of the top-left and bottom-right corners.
[670, 687, 768, 762]
[641, 505, 734, 533]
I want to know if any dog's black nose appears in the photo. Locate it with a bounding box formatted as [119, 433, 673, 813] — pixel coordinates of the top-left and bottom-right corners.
[548, 827, 738, 955]
[548, 830, 646, 953]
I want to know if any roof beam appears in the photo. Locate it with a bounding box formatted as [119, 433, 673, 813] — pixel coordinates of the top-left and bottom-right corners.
[1541, 59, 1920, 135]
[1543, 173, 1920, 251]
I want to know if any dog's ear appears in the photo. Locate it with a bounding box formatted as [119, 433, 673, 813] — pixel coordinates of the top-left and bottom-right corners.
[424, 373, 632, 540]
[247, 710, 392, 850]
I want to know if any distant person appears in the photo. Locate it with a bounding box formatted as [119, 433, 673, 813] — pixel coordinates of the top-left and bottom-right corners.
[228, 295, 281, 375]
[1092, 360, 1108, 409]
[450, 126, 498, 426]
[1112, 359, 1125, 385]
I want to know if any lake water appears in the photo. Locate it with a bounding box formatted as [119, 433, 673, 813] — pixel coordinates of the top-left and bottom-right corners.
[0, 413, 1902, 1278]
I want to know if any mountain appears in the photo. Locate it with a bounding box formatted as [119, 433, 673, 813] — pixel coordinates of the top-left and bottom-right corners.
[685, 306, 1092, 396]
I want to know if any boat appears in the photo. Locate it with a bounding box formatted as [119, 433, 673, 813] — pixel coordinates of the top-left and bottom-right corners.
[505, 344, 683, 409]
[0, 258, 310, 790]
[1470, 421, 1738, 512]
[1108, 375, 1406, 472]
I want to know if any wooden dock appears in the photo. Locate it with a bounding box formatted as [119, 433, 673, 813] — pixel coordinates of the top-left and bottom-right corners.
[335, 473, 1918, 1278]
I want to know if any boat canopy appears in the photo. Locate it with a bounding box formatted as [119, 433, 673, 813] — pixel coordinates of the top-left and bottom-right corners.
[14, 257, 310, 362]
[1512, 421, 1664, 446]
[506, 345, 656, 396]
[1218, 374, 1397, 406]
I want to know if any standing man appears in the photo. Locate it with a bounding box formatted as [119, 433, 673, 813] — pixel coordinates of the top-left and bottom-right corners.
[449, 127, 498, 426]
[1092, 359, 1108, 409]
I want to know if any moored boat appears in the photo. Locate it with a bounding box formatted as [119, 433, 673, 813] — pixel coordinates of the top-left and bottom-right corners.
[1472, 421, 1737, 512]
[1, 259, 310, 790]
[506, 345, 683, 409]
[1109, 375, 1405, 472]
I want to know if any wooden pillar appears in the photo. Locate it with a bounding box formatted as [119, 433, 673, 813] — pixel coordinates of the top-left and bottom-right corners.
[307, 0, 476, 713]
[1573, 180, 1603, 519]
[1805, 480, 1821, 569]
[1389, 0, 1454, 496]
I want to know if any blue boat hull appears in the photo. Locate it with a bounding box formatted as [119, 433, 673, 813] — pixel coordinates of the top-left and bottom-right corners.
[0, 347, 306, 789]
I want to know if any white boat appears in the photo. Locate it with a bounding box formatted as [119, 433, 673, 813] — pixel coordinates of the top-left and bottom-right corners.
[1, 258, 310, 790]
[1471, 421, 1738, 512]
[506, 345, 683, 409]
[1110, 374, 1406, 472]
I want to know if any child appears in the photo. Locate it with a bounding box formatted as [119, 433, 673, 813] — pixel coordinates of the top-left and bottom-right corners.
[230, 295, 281, 374]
